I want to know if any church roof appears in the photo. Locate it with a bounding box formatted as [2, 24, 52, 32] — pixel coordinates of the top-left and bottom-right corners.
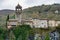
[16, 4, 22, 9]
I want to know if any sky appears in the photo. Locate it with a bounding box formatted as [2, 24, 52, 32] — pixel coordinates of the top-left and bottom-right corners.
[0, 0, 60, 10]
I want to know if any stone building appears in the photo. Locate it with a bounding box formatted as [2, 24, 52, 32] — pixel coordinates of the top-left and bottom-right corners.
[7, 4, 33, 29]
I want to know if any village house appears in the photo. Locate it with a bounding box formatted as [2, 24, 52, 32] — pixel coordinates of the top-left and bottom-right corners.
[48, 20, 56, 27]
[32, 18, 48, 28]
[55, 20, 60, 26]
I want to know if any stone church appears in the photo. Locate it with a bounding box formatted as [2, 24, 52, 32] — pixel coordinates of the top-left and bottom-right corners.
[7, 4, 33, 29]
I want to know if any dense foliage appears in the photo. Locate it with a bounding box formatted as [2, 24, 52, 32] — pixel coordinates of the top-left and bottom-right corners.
[12, 25, 31, 40]
[0, 25, 60, 40]
[0, 27, 7, 40]
[45, 33, 50, 40]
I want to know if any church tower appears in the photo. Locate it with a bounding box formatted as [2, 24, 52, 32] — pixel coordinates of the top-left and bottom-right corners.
[15, 4, 22, 23]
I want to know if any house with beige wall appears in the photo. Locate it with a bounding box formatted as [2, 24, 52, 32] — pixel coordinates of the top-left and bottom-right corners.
[48, 20, 56, 27]
[55, 20, 60, 26]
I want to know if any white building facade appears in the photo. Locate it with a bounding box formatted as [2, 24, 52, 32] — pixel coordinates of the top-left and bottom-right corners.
[32, 19, 48, 28]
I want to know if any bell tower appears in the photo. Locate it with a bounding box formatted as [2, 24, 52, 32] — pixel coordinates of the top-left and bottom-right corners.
[15, 4, 22, 23]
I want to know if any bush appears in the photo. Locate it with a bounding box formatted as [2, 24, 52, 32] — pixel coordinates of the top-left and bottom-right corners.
[12, 25, 31, 40]
[45, 33, 50, 40]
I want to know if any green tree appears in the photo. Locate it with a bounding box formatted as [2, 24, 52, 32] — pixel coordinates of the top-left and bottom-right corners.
[6, 14, 9, 21]
[45, 33, 50, 40]
[0, 27, 7, 40]
[6, 14, 9, 28]
[12, 25, 31, 40]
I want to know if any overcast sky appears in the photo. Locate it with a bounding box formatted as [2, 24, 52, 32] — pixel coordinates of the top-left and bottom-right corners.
[0, 0, 60, 10]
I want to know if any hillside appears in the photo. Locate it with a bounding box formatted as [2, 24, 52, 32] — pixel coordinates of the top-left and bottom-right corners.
[0, 9, 14, 15]
[22, 3, 60, 20]
[23, 3, 60, 13]
[0, 3, 60, 15]
[0, 4, 60, 20]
